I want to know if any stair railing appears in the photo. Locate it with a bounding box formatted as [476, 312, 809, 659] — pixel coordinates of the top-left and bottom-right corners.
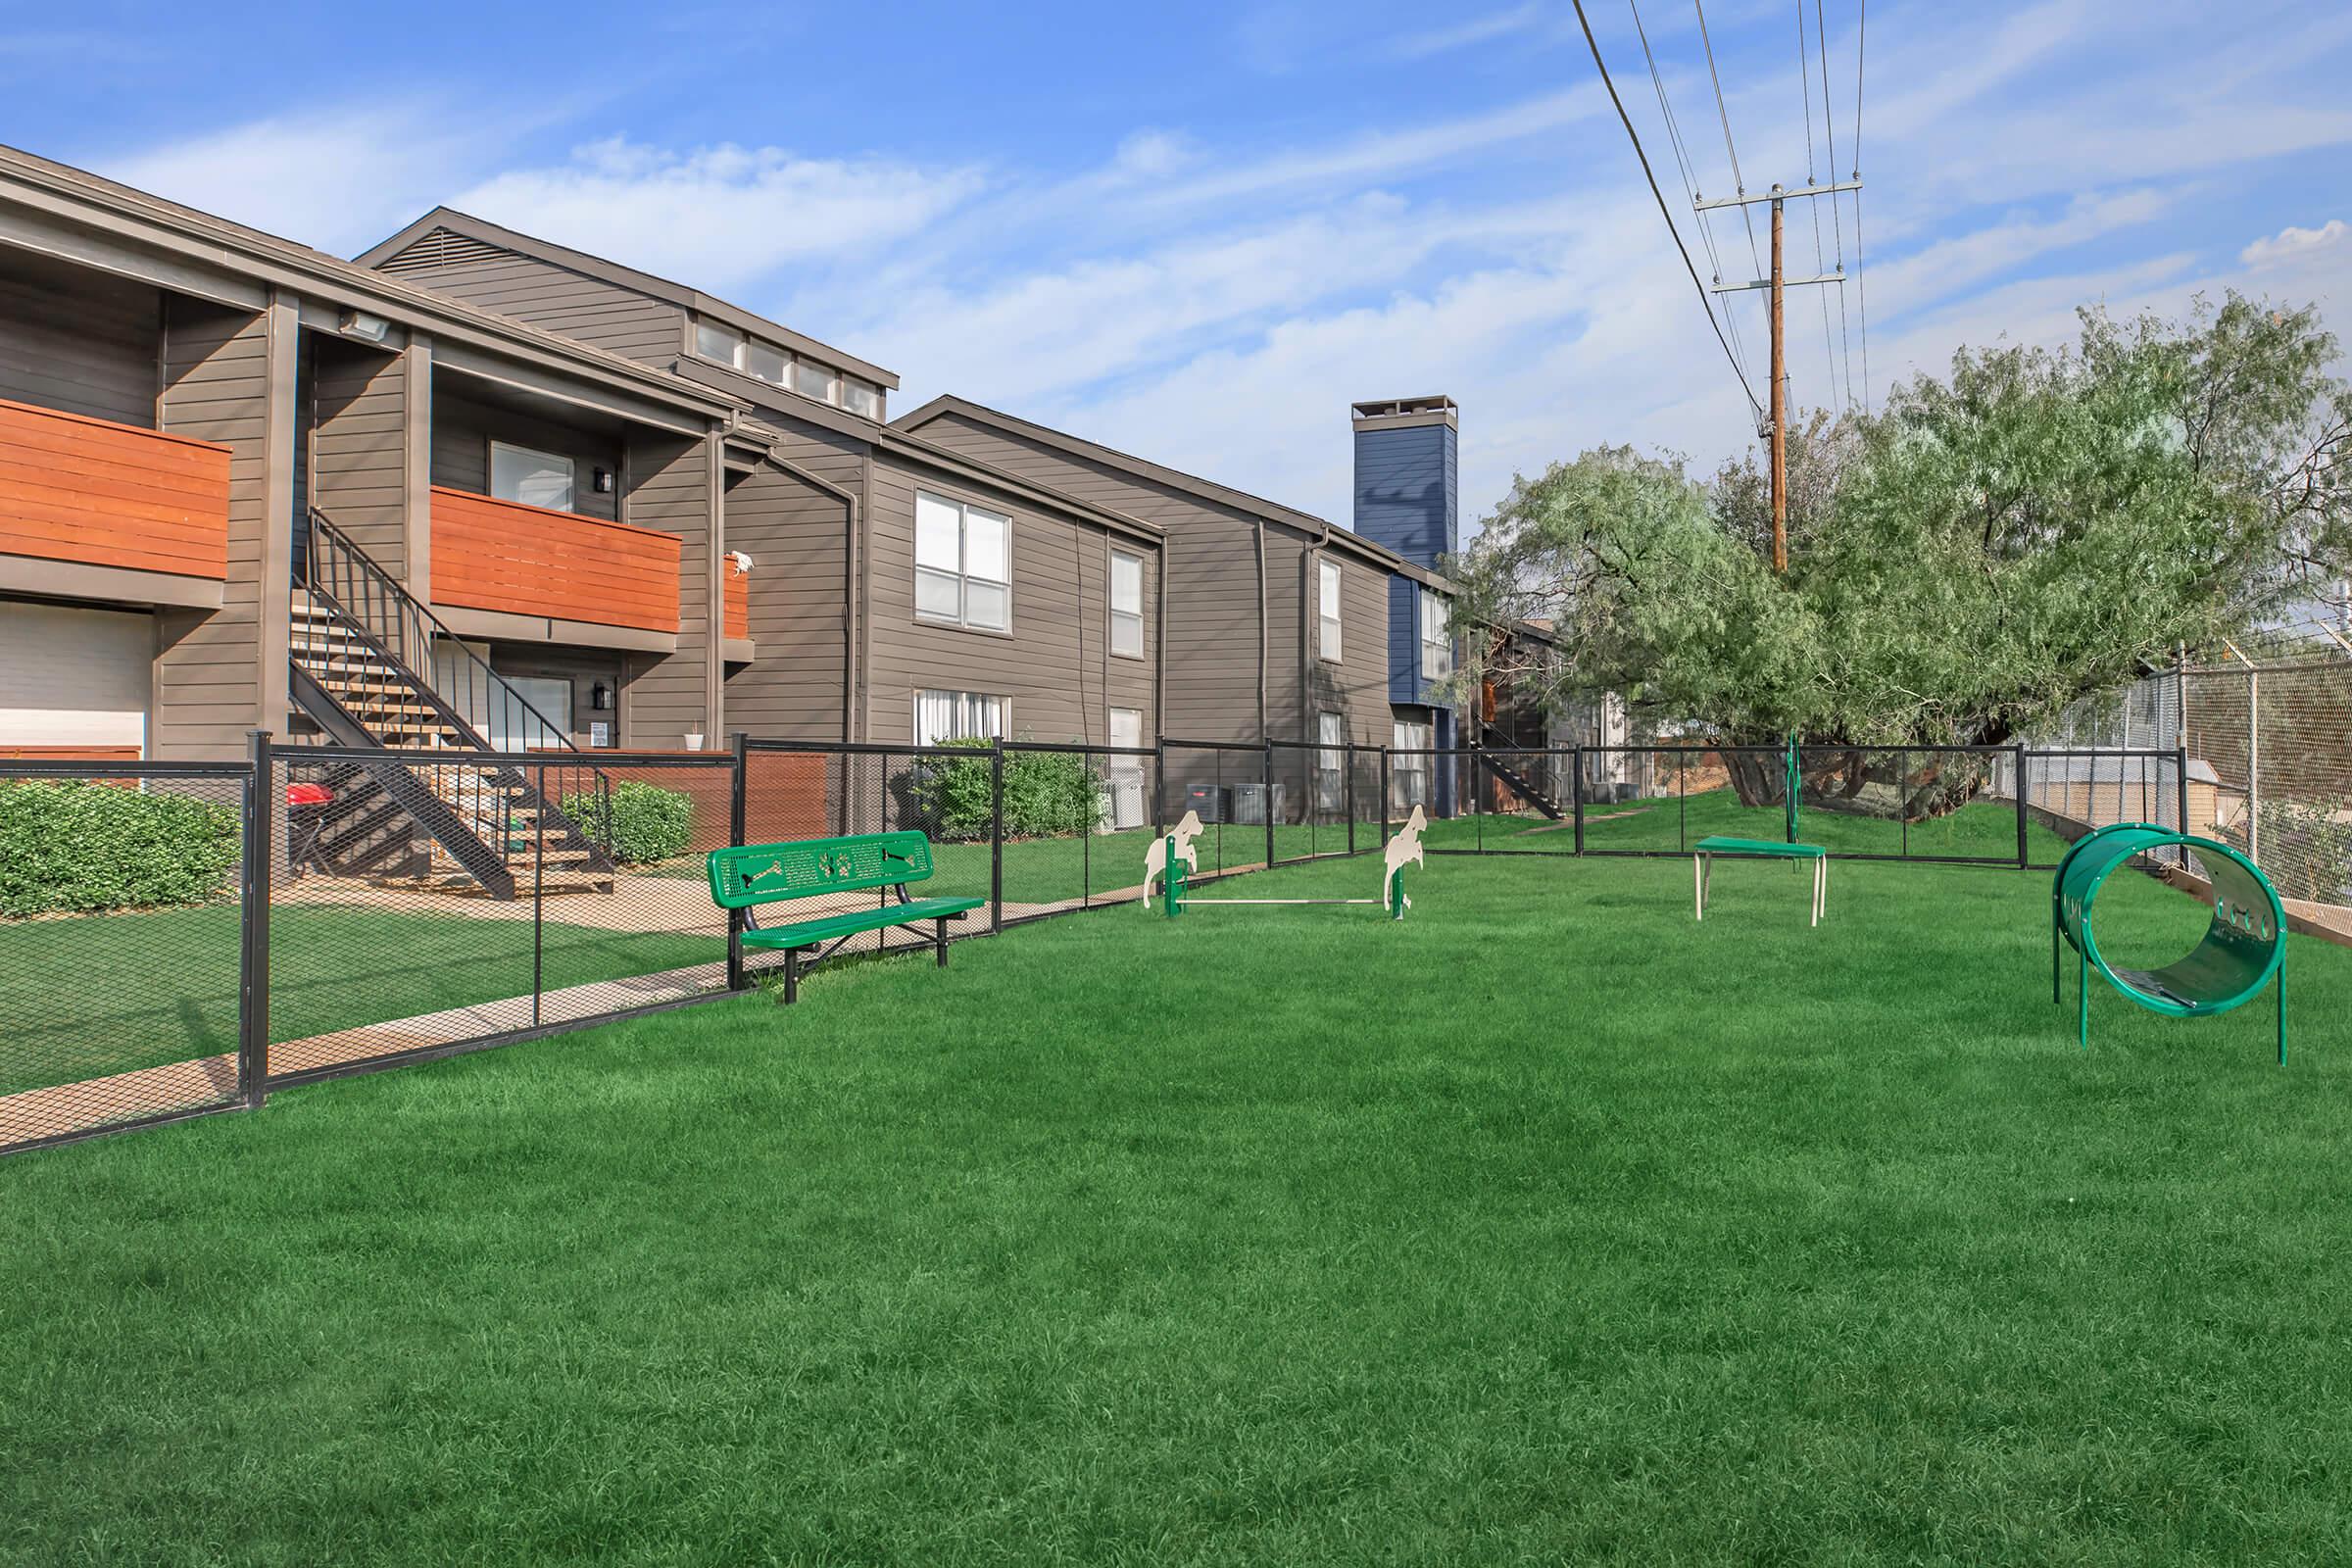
[298, 509, 614, 877]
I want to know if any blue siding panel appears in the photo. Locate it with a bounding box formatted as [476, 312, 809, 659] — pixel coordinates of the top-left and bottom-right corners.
[1351, 423, 1457, 570]
[1388, 574, 1417, 704]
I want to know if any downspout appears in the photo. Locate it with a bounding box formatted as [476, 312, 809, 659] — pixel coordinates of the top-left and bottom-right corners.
[1152, 543, 1166, 742]
[1253, 518, 1268, 739]
[763, 446, 861, 744]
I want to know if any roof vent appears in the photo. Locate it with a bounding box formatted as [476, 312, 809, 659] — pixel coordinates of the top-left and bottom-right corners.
[375, 226, 513, 274]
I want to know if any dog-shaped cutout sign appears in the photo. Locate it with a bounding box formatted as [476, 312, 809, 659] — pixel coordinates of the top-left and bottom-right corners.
[1144, 809, 1204, 909]
[1383, 805, 1428, 914]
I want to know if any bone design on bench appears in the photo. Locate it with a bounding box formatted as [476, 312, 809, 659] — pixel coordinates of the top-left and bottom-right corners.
[708, 831, 984, 1003]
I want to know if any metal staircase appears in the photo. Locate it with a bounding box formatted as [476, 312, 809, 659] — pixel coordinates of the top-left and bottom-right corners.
[1476, 724, 1566, 820]
[287, 512, 616, 899]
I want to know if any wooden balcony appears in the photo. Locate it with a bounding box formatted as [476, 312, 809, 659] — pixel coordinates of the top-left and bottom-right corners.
[0, 397, 230, 580]
[430, 486, 681, 634]
[724, 555, 750, 642]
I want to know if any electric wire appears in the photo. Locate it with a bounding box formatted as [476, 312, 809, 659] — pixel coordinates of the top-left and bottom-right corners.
[1816, 0, 1856, 413]
[1852, 0, 1871, 412]
[1691, 0, 1765, 280]
[1630, 0, 1753, 375]
[1795, 0, 1842, 411]
[1572, 0, 1765, 416]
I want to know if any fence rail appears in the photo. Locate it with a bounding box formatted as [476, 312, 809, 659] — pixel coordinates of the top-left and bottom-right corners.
[0, 733, 2232, 1158]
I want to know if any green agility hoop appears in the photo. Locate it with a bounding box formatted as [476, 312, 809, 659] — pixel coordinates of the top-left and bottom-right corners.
[2052, 820, 2287, 1062]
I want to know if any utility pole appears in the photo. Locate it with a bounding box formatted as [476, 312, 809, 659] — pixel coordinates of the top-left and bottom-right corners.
[1769, 194, 1787, 573]
[1700, 176, 1860, 575]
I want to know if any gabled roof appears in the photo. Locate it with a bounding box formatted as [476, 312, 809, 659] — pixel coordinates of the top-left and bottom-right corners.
[357, 207, 899, 389]
[0, 144, 739, 424]
[893, 393, 1443, 585]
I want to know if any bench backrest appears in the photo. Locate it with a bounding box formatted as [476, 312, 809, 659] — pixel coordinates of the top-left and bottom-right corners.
[708, 831, 937, 908]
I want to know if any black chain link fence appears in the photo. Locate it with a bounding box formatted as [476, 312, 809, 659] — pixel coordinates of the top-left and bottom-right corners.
[4, 733, 2194, 1157]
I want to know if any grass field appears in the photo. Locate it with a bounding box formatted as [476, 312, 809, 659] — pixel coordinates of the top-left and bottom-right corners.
[6, 849, 2348, 1563]
[0, 905, 718, 1096]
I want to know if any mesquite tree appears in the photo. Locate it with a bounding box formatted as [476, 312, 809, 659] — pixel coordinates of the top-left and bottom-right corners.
[1447, 292, 2351, 817]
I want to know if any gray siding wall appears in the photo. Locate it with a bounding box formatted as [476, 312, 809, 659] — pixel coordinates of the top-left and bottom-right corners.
[861, 445, 1157, 748]
[429, 382, 621, 522]
[152, 299, 270, 760]
[618, 432, 715, 746]
[1298, 546, 1392, 749]
[908, 413, 1248, 743]
[381, 241, 684, 367]
[721, 461, 850, 741]
[0, 255, 160, 426]
[309, 339, 407, 573]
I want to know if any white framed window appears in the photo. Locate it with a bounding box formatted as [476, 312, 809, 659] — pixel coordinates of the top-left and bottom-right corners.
[1318, 560, 1342, 662]
[1109, 550, 1145, 659]
[841, 377, 881, 418]
[1315, 710, 1346, 810]
[694, 320, 743, 367]
[1106, 707, 1146, 830]
[489, 441, 575, 511]
[1419, 588, 1451, 680]
[793, 361, 837, 403]
[743, 340, 788, 384]
[914, 689, 1005, 747]
[1392, 717, 1432, 811]
[914, 491, 1011, 631]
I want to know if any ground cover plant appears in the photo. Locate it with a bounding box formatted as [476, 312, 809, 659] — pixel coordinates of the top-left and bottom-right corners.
[6, 849, 2349, 1564]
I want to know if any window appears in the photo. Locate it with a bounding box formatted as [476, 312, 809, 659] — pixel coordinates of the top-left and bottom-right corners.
[1419, 588, 1451, 680]
[1315, 711, 1346, 810]
[1109, 550, 1145, 659]
[840, 377, 881, 418]
[743, 340, 788, 384]
[914, 492, 1011, 631]
[1106, 708, 1146, 830]
[793, 361, 836, 403]
[694, 320, 743, 367]
[489, 441, 575, 511]
[914, 690, 1004, 746]
[1318, 560, 1342, 662]
[1393, 718, 1432, 812]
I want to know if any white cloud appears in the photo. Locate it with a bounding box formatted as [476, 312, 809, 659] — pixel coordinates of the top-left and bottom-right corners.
[1390, 3, 1547, 60]
[451, 138, 985, 292]
[103, 106, 496, 252]
[2241, 220, 2349, 271]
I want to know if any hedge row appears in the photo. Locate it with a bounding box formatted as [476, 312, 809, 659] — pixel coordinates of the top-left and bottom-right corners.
[0, 780, 242, 918]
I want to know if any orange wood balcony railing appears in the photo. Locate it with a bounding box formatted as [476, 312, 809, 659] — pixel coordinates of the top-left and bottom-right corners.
[0, 397, 230, 579]
[724, 554, 750, 642]
[430, 486, 682, 634]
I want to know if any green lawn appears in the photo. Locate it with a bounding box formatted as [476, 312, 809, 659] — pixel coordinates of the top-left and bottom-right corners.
[5, 852, 2348, 1563]
[0, 904, 719, 1097]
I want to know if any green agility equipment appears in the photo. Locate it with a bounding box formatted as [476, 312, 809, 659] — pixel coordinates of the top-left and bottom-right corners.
[2053, 821, 2287, 1061]
[708, 831, 983, 1003]
[1156, 805, 1422, 920]
[1691, 737, 1829, 926]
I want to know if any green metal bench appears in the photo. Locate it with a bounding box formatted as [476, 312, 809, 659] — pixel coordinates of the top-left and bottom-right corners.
[1691, 740, 1829, 926]
[708, 831, 983, 1003]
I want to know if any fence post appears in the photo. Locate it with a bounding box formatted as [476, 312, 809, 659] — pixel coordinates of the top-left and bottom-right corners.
[990, 740, 1004, 934]
[237, 728, 272, 1109]
[1378, 747, 1391, 846]
[1346, 742, 1357, 856]
[726, 731, 750, 992]
[2014, 742, 2030, 870]
[2176, 741, 2191, 867]
[1152, 737, 1167, 835]
[1571, 746, 1586, 856]
[1263, 741, 1276, 869]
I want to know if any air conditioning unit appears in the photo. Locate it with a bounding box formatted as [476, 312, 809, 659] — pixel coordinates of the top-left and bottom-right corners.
[1185, 785, 1226, 824]
[1229, 781, 1287, 825]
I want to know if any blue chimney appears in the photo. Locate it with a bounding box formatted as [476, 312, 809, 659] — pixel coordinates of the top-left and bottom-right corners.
[1350, 395, 1457, 569]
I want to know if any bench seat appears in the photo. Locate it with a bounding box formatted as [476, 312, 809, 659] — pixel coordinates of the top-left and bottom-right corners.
[742, 895, 985, 952]
[1693, 835, 1826, 858]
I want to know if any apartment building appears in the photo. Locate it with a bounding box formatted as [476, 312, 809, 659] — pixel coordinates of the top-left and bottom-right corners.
[358, 210, 1164, 756]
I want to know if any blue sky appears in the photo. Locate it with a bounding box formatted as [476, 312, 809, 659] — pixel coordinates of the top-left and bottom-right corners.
[9, 0, 2350, 527]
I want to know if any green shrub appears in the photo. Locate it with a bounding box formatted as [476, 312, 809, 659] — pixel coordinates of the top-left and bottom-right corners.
[562, 780, 693, 865]
[910, 740, 1106, 841]
[0, 780, 241, 918]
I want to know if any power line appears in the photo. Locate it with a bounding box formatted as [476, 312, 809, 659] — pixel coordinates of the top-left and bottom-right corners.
[1795, 0, 1842, 411]
[1691, 0, 1766, 280]
[1852, 0, 1871, 412]
[1572, 0, 1765, 416]
[1815, 0, 1856, 413]
[1630, 0, 1753, 376]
